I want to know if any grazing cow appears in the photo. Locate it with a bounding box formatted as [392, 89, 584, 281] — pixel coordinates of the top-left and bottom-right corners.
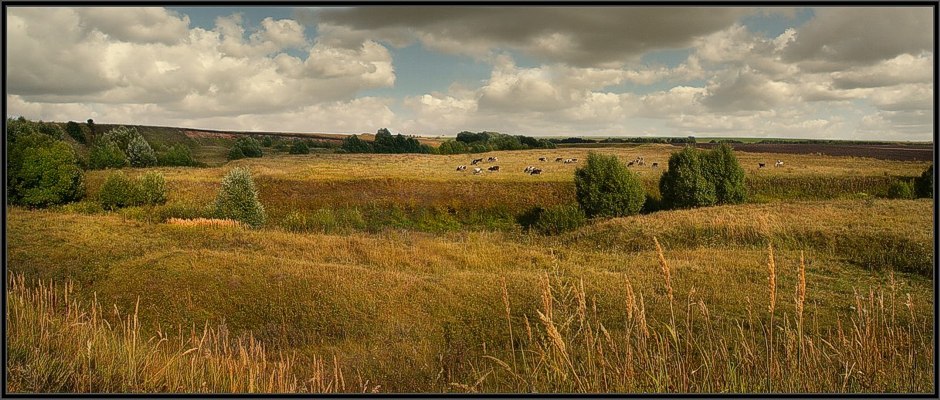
[530, 168, 542, 175]
[539, 157, 547, 162]
[651, 162, 659, 168]
[758, 163, 766, 169]
[555, 157, 564, 162]
[627, 161, 635, 167]
[456, 165, 467, 171]
[488, 165, 500, 172]
[564, 158, 574, 164]
[473, 167, 483, 174]
[775, 160, 784, 168]
[487, 156, 498, 162]
[471, 158, 484, 165]
[571, 158, 578, 162]
[524, 166, 535, 173]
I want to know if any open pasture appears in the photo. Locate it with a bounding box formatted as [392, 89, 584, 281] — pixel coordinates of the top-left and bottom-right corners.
[7, 144, 935, 393]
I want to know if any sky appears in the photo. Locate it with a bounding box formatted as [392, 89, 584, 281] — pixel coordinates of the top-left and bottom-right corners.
[5, 6, 935, 140]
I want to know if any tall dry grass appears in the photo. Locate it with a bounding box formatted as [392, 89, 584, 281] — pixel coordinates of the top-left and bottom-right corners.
[471, 238, 933, 393]
[6, 273, 378, 394]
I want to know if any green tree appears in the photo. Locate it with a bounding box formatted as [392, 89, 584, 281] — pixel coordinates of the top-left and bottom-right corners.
[703, 143, 747, 205]
[214, 167, 266, 228]
[438, 140, 470, 155]
[126, 134, 157, 167]
[289, 140, 310, 154]
[659, 146, 717, 209]
[89, 141, 129, 169]
[157, 144, 198, 166]
[65, 121, 88, 144]
[574, 152, 646, 218]
[915, 164, 933, 198]
[341, 135, 373, 153]
[227, 137, 262, 160]
[8, 132, 85, 207]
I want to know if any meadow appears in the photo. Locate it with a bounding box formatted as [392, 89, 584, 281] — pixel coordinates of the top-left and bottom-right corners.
[6, 142, 935, 393]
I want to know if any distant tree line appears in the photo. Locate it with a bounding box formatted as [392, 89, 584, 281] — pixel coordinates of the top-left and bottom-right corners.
[437, 131, 555, 154]
[549, 136, 698, 145]
[341, 128, 434, 154]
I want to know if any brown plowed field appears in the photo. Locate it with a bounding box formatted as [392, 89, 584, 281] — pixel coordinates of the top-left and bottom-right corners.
[695, 143, 933, 161]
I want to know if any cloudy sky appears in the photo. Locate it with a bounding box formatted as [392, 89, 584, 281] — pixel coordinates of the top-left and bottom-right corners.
[5, 6, 935, 140]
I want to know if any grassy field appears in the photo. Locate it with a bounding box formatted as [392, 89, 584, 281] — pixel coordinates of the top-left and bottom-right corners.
[6, 144, 935, 393]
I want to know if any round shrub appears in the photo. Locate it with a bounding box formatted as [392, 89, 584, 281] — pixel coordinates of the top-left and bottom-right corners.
[289, 140, 310, 154]
[915, 164, 933, 198]
[574, 152, 646, 218]
[8, 131, 85, 207]
[98, 171, 140, 210]
[887, 179, 915, 199]
[214, 167, 266, 228]
[659, 146, 717, 209]
[138, 172, 168, 205]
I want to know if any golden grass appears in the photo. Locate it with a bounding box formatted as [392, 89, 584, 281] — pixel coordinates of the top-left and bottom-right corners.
[166, 218, 242, 228]
[6, 273, 374, 394]
[6, 184, 934, 393]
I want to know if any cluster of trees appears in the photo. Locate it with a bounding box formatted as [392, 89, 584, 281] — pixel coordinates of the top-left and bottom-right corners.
[341, 128, 433, 154]
[228, 137, 263, 160]
[89, 126, 158, 168]
[571, 143, 747, 221]
[438, 131, 555, 154]
[7, 118, 85, 207]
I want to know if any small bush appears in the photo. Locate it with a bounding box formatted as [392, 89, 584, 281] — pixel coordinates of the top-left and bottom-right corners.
[138, 172, 168, 205]
[98, 171, 168, 210]
[518, 205, 588, 235]
[289, 140, 310, 155]
[886, 179, 915, 199]
[261, 136, 274, 147]
[214, 167, 266, 228]
[915, 164, 933, 198]
[574, 152, 646, 218]
[98, 172, 140, 210]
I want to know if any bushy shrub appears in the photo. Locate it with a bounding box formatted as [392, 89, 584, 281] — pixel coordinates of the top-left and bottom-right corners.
[574, 152, 646, 218]
[98, 171, 168, 210]
[100, 126, 139, 152]
[157, 144, 198, 166]
[214, 167, 266, 228]
[703, 143, 747, 204]
[518, 205, 587, 235]
[261, 136, 274, 147]
[228, 137, 262, 160]
[138, 172, 168, 205]
[659, 146, 717, 209]
[89, 141, 129, 169]
[126, 134, 157, 167]
[8, 131, 85, 207]
[915, 164, 933, 198]
[886, 179, 915, 199]
[289, 140, 310, 154]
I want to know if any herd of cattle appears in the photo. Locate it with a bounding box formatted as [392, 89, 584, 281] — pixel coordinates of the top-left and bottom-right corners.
[455, 155, 786, 176]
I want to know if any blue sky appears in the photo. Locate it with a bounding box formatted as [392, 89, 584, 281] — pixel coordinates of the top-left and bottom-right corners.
[6, 6, 933, 140]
